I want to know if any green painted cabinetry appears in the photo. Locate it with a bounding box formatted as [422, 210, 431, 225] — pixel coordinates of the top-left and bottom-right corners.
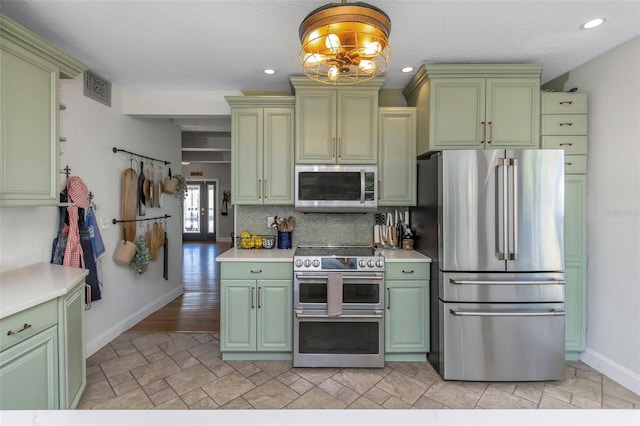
[220, 262, 293, 360]
[378, 108, 417, 206]
[291, 76, 383, 164]
[0, 15, 86, 207]
[403, 64, 542, 155]
[541, 92, 588, 359]
[385, 262, 429, 361]
[226, 97, 295, 205]
[58, 282, 87, 409]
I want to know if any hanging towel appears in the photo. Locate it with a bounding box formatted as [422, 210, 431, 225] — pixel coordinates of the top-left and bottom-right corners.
[86, 206, 105, 260]
[327, 272, 343, 316]
[63, 177, 90, 268]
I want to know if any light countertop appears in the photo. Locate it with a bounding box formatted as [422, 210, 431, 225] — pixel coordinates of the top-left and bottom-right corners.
[216, 247, 430, 263]
[0, 263, 89, 319]
[216, 247, 295, 262]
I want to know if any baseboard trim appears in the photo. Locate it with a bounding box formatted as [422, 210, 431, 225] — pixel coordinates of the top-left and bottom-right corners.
[580, 348, 640, 396]
[85, 286, 184, 357]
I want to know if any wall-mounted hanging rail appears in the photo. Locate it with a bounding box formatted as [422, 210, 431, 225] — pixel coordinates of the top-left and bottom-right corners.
[112, 147, 171, 165]
[112, 214, 171, 225]
[60, 165, 72, 177]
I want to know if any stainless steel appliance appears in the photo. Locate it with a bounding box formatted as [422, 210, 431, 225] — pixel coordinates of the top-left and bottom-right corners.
[413, 149, 566, 381]
[293, 244, 385, 368]
[294, 164, 377, 212]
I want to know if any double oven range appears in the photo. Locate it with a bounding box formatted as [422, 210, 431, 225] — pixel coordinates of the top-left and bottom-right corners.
[293, 244, 385, 368]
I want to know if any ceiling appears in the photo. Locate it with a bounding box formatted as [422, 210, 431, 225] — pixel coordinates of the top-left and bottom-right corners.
[2, 0, 639, 93]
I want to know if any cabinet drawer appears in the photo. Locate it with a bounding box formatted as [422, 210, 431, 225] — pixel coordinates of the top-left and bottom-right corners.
[541, 115, 588, 135]
[542, 136, 587, 154]
[541, 93, 587, 114]
[564, 155, 587, 174]
[386, 262, 429, 281]
[0, 299, 57, 352]
[221, 262, 293, 280]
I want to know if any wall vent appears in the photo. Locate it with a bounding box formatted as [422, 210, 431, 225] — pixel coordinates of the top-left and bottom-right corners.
[83, 70, 111, 107]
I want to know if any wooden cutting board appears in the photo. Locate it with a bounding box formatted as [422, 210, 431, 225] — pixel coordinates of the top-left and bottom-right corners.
[121, 168, 138, 241]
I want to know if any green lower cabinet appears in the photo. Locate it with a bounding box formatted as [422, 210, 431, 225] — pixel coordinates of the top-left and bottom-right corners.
[564, 264, 586, 357]
[59, 282, 86, 409]
[0, 326, 59, 409]
[221, 278, 292, 359]
[384, 262, 430, 362]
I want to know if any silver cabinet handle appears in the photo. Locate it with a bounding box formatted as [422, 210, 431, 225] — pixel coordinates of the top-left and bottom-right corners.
[258, 286, 262, 309]
[263, 180, 267, 199]
[559, 143, 574, 147]
[450, 308, 565, 317]
[402, 269, 414, 274]
[386, 288, 390, 309]
[7, 323, 32, 336]
[251, 269, 262, 274]
[332, 137, 336, 158]
[338, 137, 342, 159]
[565, 162, 573, 166]
[480, 121, 486, 144]
[487, 121, 493, 144]
[257, 179, 262, 199]
[559, 122, 574, 126]
[251, 287, 255, 309]
[295, 311, 383, 319]
[559, 101, 574, 105]
[509, 158, 519, 260]
[450, 278, 565, 285]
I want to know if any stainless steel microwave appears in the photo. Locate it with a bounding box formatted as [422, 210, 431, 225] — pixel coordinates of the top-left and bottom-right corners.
[294, 164, 378, 212]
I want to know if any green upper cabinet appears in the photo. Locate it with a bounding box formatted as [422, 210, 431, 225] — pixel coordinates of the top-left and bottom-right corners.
[0, 15, 86, 207]
[378, 107, 417, 206]
[226, 97, 295, 205]
[403, 64, 542, 155]
[291, 76, 383, 164]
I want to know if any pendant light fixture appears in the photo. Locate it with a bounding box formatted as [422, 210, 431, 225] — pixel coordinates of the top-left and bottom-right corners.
[299, 0, 391, 85]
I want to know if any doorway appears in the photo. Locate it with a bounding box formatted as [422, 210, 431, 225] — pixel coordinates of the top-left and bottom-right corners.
[182, 180, 217, 241]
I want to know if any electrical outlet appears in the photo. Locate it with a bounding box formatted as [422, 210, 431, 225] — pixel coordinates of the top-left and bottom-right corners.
[267, 216, 275, 228]
[100, 217, 112, 230]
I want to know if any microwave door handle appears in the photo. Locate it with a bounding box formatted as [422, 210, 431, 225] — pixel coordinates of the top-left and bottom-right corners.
[360, 169, 365, 203]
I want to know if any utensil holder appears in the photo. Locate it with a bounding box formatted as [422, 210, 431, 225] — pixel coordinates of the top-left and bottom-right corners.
[277, 231, 292, 249]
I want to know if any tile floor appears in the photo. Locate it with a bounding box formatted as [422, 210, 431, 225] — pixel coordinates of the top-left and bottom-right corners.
[77, 332, 640, 410]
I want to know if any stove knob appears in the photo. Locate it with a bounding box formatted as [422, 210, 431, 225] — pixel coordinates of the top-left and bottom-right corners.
[358, 259, 366, 267]
[367, 260, 375, 268]
[295, 259, 303, 268]
[304, 259, 311, 267]
[312, 259, 320, 267]
[376, 259, 384, 268]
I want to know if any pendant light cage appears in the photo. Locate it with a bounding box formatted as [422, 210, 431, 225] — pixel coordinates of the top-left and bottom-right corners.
[299, 1, 391, 85]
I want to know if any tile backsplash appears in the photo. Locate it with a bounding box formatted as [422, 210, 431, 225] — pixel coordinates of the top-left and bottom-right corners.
[236, 205, 407, 247]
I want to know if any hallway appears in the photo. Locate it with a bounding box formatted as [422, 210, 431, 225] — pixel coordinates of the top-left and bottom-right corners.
[127, 242, 230, 333]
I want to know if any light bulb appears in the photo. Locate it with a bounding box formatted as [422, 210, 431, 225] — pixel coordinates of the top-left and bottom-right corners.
[359, 60, 376, 74]
[326, 33, 341, 53]
[304, 53, 324, 64]
[363, 41, 381, 56]
[328, 66, 339, 81]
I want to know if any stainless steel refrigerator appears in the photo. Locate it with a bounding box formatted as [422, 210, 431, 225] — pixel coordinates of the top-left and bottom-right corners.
[412, 149, 566, 381]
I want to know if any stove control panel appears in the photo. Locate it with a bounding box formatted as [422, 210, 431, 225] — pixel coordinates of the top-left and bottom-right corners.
[294, 255, 385, 272]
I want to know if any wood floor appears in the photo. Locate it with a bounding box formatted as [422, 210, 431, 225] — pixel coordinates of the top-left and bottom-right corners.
[127, 242, 230, 333]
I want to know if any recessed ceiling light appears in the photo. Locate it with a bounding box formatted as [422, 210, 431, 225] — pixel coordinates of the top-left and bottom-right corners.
[581, 18, 606, 29]
[401, 66, 414, 73]
[264, 69, 276, 75]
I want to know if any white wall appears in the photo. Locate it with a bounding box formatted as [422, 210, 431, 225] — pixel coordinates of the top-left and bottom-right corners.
[0, 76, 184, 356]
[568, 36, 640, 394]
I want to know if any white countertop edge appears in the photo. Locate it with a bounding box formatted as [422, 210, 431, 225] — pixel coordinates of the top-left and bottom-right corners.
[216, 248, 295, 262]
[0, 263, 89, 319]
[375, 248, 432, 262]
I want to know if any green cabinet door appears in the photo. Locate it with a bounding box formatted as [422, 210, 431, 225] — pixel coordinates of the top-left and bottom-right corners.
[257, 281, 292, 351]
[59, 282, 86, 409]
[430, 78, 485, 149]
[220, 280, 256, 351]
[231, 109, 263, 204]
[564, 264, 586, 353]
[263, 108, 294, 204]
[486, 78, 540, 148]
[0, 326, 59, 409]
[385, 281, 429, 353]
[0, 38, 59, 206]
[295, 89, 337, 163]
[337, 89, 378, 163]
[378, 108, 417, 206]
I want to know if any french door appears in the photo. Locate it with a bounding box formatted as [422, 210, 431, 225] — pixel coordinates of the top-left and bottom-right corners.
[182, 181, 216, 241]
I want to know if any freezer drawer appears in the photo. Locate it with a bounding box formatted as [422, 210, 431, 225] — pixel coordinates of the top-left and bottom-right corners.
[440, 301, 565, 381]
[440, 271, 565, 303]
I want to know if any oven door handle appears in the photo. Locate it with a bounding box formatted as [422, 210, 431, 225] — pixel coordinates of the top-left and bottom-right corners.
[295, 274, 384, 280]
[449, 308, 565, 317]
[295, 310, 383, 319]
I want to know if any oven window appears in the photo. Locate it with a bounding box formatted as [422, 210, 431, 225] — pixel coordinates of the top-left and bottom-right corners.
[299, 283, 380, 304]
[299, 322, 379, 354]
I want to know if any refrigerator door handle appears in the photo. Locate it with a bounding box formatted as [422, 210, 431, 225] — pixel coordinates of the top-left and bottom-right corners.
[509, 158, 519, 260]
[497, 158, 509, 260]
[449, 278, 565, 285]
[450, 308, 565, 317]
